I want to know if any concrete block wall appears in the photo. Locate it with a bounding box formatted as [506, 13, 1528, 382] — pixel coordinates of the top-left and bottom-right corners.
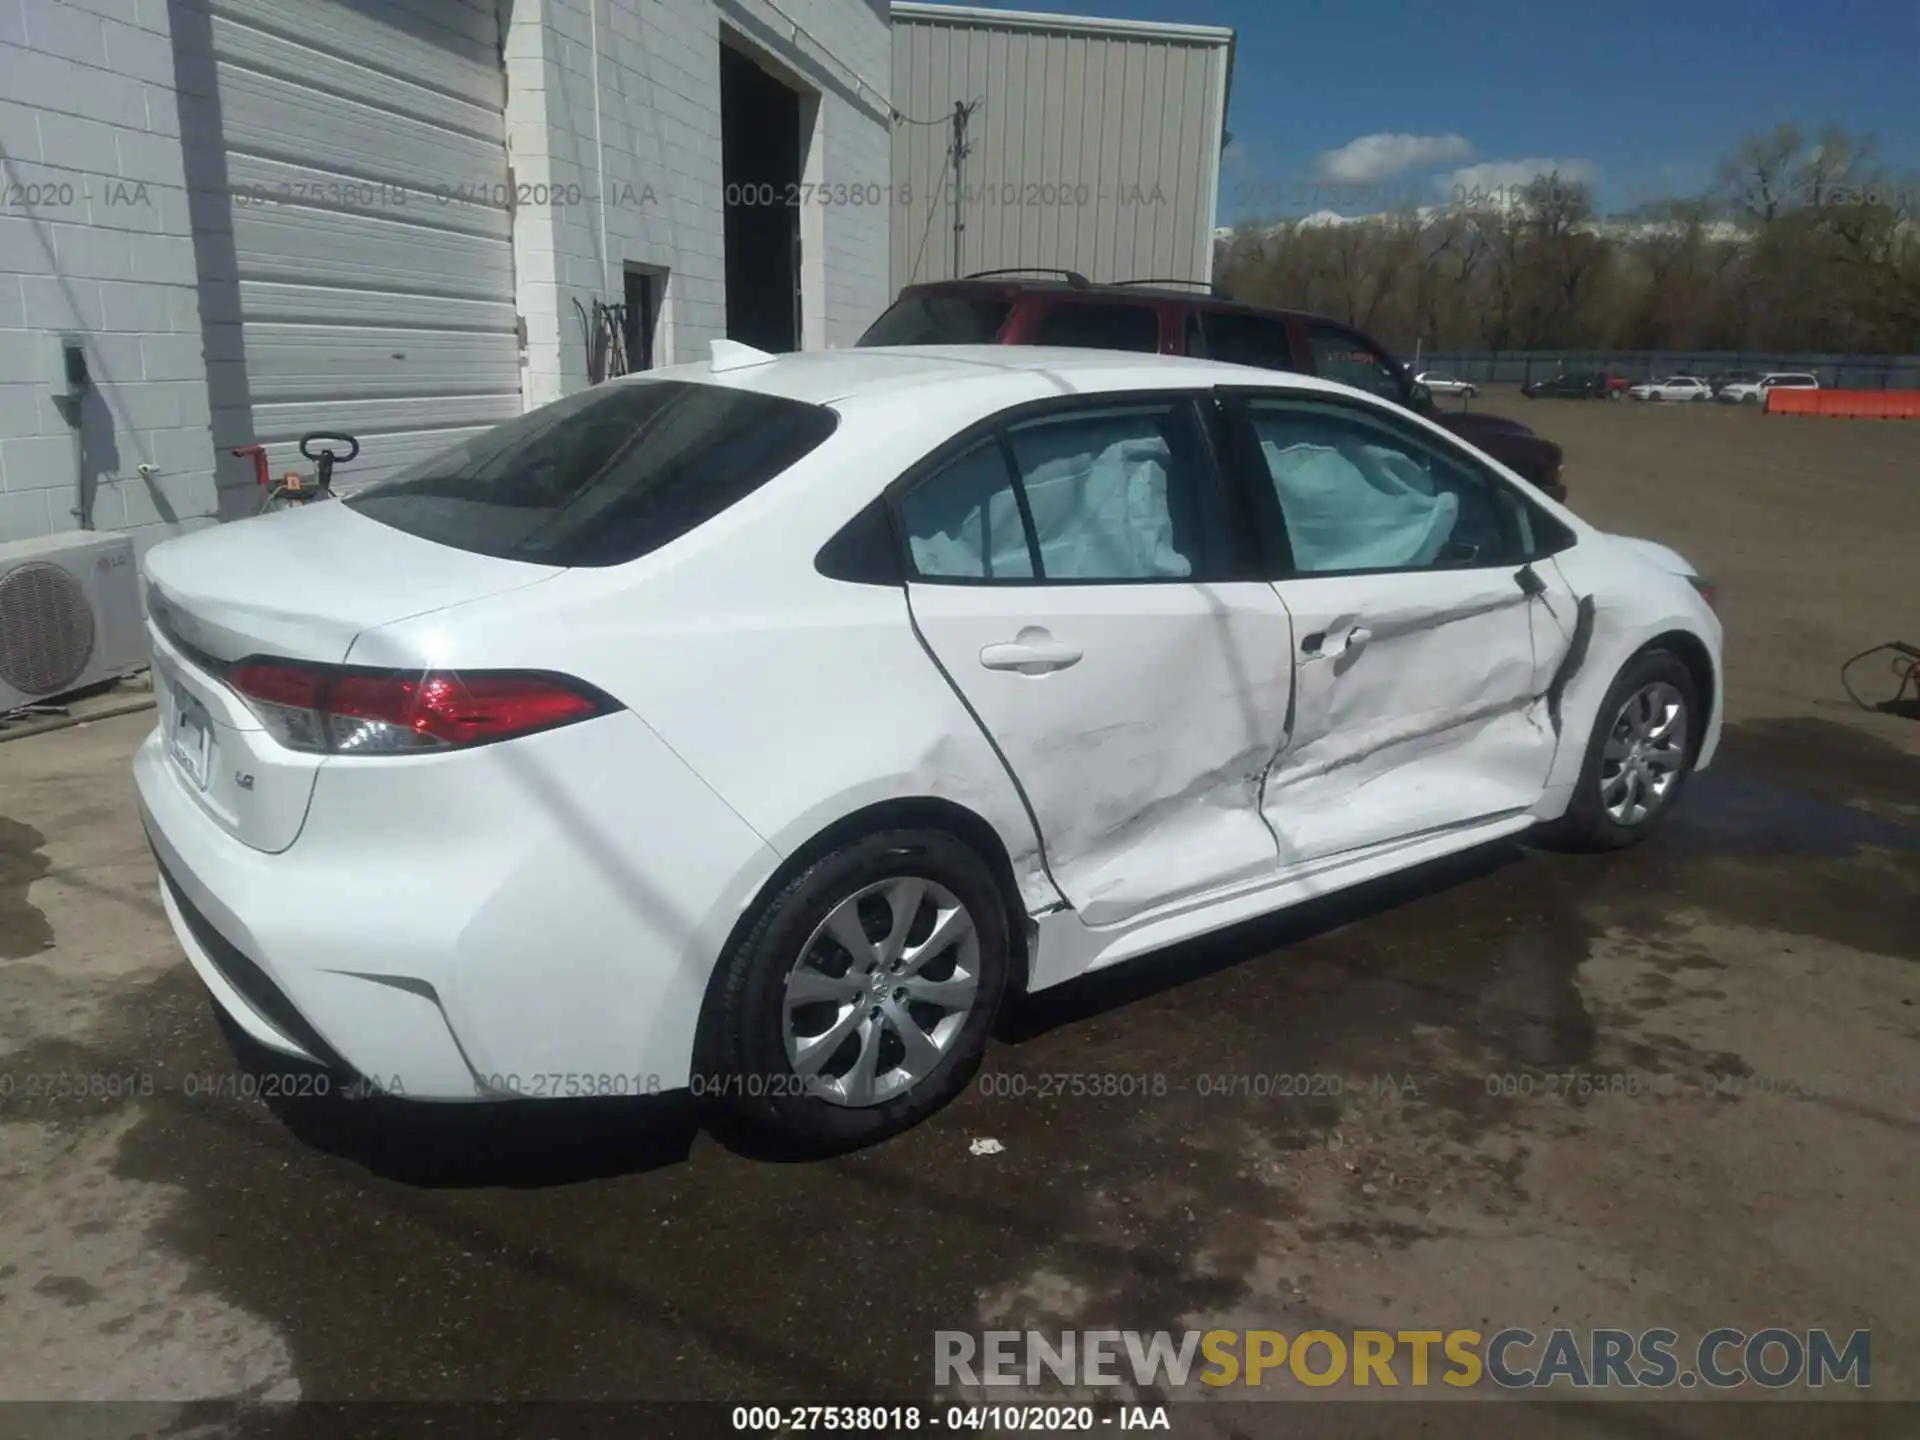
[505, 0, 894, 407]
[0, 0, 217, 552]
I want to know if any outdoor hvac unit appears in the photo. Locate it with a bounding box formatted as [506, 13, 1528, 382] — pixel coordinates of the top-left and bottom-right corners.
[0, 531, 147, 711]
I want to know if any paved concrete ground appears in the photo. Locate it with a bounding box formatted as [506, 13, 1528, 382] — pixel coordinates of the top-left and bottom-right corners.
[0, 401, 1915, 1439]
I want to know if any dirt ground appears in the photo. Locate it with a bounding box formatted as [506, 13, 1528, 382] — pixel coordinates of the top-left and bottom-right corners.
[0, 398, 1916, 1439]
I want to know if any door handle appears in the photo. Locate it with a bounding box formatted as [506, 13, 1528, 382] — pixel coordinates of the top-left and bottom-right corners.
[1340, 626, 1373, 656]
[980, 638, 1084, 674]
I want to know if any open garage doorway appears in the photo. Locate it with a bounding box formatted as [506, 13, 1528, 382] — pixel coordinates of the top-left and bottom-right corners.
[720, 41, 804, 352]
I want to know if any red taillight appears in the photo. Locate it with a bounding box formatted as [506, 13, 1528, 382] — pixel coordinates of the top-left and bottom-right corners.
[227, 662, 613, 755]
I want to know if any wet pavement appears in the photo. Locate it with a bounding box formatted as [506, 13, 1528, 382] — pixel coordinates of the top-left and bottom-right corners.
[0, 706, 1916, 1439]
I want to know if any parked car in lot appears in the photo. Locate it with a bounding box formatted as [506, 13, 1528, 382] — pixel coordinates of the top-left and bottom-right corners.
[1717, 372, 1820, 405]
[1706, 370, 1759, 397]
[1628, 376, 1715, 402]
[135, 345, 1722, 1150]
[859, 273, 1567, 500]
[1521, 370, 1629, 400]
[1414, 371, 1478, 398]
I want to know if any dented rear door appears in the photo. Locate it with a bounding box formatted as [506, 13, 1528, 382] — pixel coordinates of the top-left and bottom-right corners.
[898, 395, 1296, 929]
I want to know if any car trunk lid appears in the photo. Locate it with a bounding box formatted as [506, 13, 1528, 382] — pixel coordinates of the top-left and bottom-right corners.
[142, 503, 561, 853]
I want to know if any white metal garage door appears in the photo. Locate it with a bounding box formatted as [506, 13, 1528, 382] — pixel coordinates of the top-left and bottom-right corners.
[183, 0, 521, 492]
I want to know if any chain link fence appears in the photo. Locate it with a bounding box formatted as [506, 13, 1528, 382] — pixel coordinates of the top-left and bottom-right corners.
[1410, 352, 1920, 389]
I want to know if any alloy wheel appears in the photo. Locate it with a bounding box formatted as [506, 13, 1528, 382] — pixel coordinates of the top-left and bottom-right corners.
[1599, 680, 1689, 825]
[782, 877, 980, 1107]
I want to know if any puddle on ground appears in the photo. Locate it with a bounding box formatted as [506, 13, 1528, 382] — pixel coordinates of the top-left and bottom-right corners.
[0, 818, 54, 959]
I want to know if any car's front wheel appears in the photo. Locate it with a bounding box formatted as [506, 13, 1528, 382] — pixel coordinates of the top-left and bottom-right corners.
[698, 828, 1011, 1151]
[1547, 649, 1700, 851]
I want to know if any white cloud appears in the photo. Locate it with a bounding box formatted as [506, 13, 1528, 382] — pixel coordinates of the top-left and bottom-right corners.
[1440, 158, 1599, 199]
[1317, 133, 1474, 184]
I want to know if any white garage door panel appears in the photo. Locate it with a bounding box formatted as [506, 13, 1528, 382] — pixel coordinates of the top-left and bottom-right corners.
[240, 281, 517, 332]
[210, 19, 504, 140]
[243, 327, 522, 397]
[193, 0, 522, 495]
[231, 205, 514, 297]
[223, 155, 511, 243]
[253, 394, 521, 439]
[208, 0, 502, 101]
[217, 66, 509, 197]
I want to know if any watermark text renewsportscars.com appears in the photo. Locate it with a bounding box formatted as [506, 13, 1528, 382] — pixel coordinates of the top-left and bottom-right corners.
[936, 1327, 1871, 1391]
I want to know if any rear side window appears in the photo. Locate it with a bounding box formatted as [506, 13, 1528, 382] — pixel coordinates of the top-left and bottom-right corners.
[1196, 312, 1295, 371]
[1031, 303, 1162, 353]
[858, 294, 1012, 346]
[897, 400, 1231, 583]
[346, 380, 838, 566]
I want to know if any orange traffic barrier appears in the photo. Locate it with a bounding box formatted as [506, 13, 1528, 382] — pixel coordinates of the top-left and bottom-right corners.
[1765, 388, 1920, 418]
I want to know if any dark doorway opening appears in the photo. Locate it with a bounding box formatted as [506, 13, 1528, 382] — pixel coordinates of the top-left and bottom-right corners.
[623, 265, 665, 370]
[720, 41, 801, 352]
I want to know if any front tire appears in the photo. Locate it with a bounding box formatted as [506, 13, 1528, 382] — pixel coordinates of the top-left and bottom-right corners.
[1546, 649, 1700, 851]
[698, 828, 1011, 1152]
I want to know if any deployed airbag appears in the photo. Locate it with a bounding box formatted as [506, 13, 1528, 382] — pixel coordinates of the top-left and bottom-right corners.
[1260, 439, 1459, 571]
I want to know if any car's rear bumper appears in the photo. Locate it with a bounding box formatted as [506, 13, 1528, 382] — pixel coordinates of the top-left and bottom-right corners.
[136, 709, 783, 1101]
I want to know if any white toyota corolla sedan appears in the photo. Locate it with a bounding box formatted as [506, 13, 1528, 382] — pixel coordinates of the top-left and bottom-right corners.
[136, 344, 1722, 1150]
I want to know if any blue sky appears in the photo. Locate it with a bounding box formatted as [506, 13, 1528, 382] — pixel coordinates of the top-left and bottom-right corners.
[953, 0, 1920, 221]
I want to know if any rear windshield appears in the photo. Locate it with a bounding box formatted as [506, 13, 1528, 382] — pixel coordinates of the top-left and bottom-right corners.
[858, 293, 1012, 346]
[346, 380, 838, 567]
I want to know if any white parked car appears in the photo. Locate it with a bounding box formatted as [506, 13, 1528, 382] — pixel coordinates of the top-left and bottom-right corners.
[135, 345, 1723, 1150]
[1414, 371, 1478, 398]
[1717, 372, 1820, 405]
[1628, 376, 1715, 402]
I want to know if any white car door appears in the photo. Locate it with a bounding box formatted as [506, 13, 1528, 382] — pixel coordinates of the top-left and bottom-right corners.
[1221, 390, 1578, 867]
[900, 395, 1296, 928]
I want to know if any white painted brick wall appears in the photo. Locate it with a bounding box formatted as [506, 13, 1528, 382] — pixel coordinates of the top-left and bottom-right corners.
[505, 0, 893, 408]
[0, 0, 216, 552]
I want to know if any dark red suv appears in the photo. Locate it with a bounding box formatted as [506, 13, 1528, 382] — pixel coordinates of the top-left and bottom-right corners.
[857, 272, 1567, 501]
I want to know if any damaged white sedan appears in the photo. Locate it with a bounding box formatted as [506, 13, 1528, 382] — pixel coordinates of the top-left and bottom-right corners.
[135, 344, 1722, 1150]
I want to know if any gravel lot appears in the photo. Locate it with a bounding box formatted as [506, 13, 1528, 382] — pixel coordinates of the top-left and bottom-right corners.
[1, 398, 1915, 1439]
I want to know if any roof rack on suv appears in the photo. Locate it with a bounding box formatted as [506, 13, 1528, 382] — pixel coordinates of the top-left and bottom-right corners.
[1111, 277, 1224, 296]
[963, 267, 1091, 288]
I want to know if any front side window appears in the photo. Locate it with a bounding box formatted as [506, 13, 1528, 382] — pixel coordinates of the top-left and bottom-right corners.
[1241, 398, 1535, 575]
[1031, 303, 1162, 353]
[1303, 323, 1407, 403]
[347, 380, 838, 567]
[898, 401, 1229, 582]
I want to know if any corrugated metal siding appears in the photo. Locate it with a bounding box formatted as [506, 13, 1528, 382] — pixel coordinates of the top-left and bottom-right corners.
[890, 7, 1229, 291]
[178, 0, 521, 490]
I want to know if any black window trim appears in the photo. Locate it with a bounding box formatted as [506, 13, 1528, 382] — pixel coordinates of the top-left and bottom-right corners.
[1215, 385, 1577, 583]
[882, 388, 1258, 588]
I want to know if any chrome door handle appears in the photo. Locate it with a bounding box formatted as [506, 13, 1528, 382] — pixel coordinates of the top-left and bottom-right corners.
[980, 638, 1084, 674]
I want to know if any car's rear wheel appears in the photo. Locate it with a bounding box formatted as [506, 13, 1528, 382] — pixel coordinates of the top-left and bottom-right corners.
[698, 828, 1011, 1151]
[1547, 650, 1700, 851]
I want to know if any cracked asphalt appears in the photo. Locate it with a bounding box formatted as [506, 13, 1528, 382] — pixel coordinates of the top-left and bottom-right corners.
[0, 397, 1916, 1440]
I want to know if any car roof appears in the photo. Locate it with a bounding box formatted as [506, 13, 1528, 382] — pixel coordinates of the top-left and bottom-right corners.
[635, 344, 1365, 407]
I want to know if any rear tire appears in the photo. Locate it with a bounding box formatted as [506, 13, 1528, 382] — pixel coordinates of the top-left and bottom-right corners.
[697, 828, 1011, 1152]
[1545, 649, 1700, 851]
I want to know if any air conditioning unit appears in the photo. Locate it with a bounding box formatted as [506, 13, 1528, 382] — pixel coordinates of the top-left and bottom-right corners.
[0, 531, 148, 711]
